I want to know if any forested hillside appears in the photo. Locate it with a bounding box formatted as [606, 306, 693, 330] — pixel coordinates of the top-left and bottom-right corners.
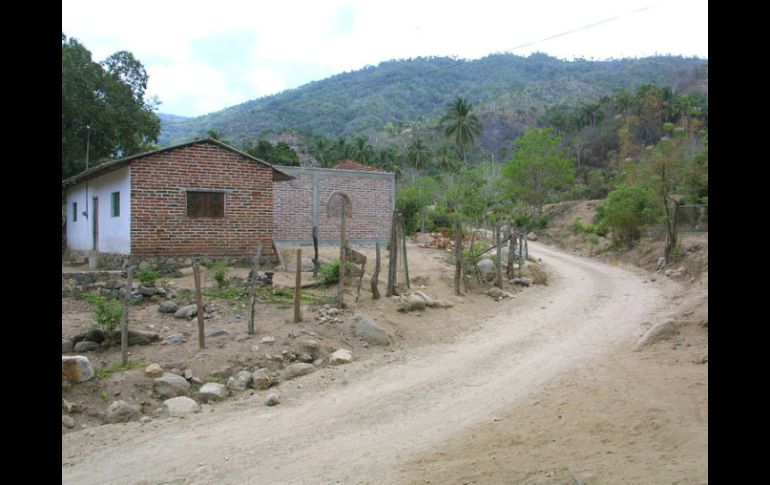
[159, 53, 706, 153]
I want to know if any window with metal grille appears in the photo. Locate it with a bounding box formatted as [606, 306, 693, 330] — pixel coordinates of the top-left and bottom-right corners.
[186, 191, 225, 218]
[111, 192, 120, 217]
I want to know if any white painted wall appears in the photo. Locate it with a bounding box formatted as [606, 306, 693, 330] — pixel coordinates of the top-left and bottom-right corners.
[65, 166, 131, 254]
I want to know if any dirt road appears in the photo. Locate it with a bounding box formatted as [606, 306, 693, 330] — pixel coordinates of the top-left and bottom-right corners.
[62, 242, 680, 484]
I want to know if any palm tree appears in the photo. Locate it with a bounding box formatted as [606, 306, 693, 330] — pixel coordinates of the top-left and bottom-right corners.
[439, 97, 482, 168]
[407, 138, 431, 183]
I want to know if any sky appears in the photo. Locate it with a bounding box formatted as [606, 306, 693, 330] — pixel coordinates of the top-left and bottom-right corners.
[62, 0, 708, 118]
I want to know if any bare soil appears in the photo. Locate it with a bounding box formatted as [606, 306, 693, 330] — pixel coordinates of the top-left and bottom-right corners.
[62, 209, 707, 484]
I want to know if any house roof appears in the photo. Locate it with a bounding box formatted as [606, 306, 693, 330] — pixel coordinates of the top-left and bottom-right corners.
[333, 159, 387, 172]
[61, 138, 294, 189]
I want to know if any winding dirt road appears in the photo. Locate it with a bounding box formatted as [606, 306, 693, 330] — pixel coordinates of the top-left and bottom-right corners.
[62, 242, 678, 485]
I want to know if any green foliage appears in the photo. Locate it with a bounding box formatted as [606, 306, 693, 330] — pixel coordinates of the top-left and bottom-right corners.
[62, 34, 160, 179]
[440, 96, 483, 166]
[243, 139, 300, 166]
[96, 360, 147, 380]
[135, 267, 160, 286]
[209, 261, 230, 289]
[426, 207, 455, 232]
[463, 241, 486, 265]
[396, 177, 440, 234]
[669, 245, 685, 261]
[595, 185, 661, 246]
[587, 233, 600, 245]
[317, 259, 359, 285]
[83, 292, 123, 334]
[502, 128, 575, 216]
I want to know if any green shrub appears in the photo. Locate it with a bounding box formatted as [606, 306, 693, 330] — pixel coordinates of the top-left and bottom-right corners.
[96, 360, 147, 380]
[587, 233, 599, 245]
[136, 267, 160, 286]
[83, 293, 123, 334]
[426, 207, 455, 232]
[318, 259, 357, 285]
[596, 185, 660, 246]
[571, 218, 586, 234]
[210, 261, 230, 289]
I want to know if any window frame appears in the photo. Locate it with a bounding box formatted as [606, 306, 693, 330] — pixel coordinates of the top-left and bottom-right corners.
[72, 202, 77, 222]
[185, 189, 227, 219]
[111, 191, 120, 217]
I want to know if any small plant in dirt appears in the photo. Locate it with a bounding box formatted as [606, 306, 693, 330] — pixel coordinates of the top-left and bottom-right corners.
[210, 261, 230, 289]
[318, 259, 357, 285]
[587, 233, 600, 245]
[669, 245, 685, 262]
[96, 360, 147, 380]
[136, 267, 160, 287]
[83, 292, 123, 335]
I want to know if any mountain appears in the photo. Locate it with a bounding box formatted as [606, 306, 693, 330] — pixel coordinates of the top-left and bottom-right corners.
[158, 53, 707, 153]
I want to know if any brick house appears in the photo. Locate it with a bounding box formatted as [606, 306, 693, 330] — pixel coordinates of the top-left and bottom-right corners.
[62, 141, 395, 267]
[61, 138, 293, 265]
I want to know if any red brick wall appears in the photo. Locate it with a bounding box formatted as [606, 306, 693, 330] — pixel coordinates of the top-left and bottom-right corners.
[273, 167, 394, 244]
[130, 142, 275, 256]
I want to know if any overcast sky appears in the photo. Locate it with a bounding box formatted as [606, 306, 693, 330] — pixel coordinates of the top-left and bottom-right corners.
[62, 0, 708, 118]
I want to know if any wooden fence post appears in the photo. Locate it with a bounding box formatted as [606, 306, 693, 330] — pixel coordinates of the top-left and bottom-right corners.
[371, 241, 381, 299]
[454, 218, 462, 295]
[312, 226, 319, 279]
[386, 210, 399, 297]
[495, 223, 503, 289]
[247, 244, 262, 335]
[338, 205, 347, 309]
[507, 225, 515, 280]
[401, 216, 410, 289]
[294, 248, 302, 322]
[193, 261, 205, 350]
[121, 266, 132, 365]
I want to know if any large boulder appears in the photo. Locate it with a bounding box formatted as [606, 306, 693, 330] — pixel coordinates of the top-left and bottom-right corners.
[62, 356, 94, 384]
[413, 291, 434, 307]
[106, 400, 141, 423]
[73, 341, 99, 352]
[404, 294, 426, 311]
[301, 257, 316, 272]
[62, 339, 74, 354]
[174, 304, 198, 319]
[476, 258, 497, 282]
[158, 301, 179, 314]
[153, 372, 191, 398]
[282, 363, 316, 380]
[226, 371, 253, 391]
[524, 264, 548, 285]
[251, 369, 272, 390]
[145, 363, 163, 378]
[198, 383, 229, 403]
[351, 315, 390, 346]
[161, 396, 200, 417]
[527, 232, 538, 241]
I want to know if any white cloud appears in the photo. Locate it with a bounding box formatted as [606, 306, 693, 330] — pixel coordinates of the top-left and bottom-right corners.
[63, 0, 707, 117]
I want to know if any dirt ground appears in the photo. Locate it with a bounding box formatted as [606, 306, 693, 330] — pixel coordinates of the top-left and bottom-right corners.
[62, 239, 529, 429]
[62, 207, 707, 484]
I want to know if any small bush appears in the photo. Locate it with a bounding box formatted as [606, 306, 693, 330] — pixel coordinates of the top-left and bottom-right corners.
[83, 293, 123, 334]
[571, 218, 586, 234]
[136, 268, 160, 286]
[318, 259, 357, 285]
[587, 233, 599, 245]
[210, 261, 230, 289]
[596, 185, 660, 246]
[96, 360, 147, 380]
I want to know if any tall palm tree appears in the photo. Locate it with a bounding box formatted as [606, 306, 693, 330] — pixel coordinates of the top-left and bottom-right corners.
[439, 96, 482, 168]
[407, 138, 431, 183]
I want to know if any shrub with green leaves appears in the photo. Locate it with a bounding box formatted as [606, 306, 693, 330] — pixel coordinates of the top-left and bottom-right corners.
[136, 267, 160, 286]
[318, 259, 358, 285]
[210, 261, 230, 289]
[596, 185, 660, 246]
[83, 292, 123, 334]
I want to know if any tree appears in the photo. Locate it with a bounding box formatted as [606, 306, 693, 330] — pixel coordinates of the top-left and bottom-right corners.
[62, 34, 160, 179]
[502, 128, 575, 216]
[406, 138, 431, 182]
[439, 97, 482, 167]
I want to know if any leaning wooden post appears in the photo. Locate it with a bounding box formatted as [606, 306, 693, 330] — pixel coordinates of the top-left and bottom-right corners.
[371, 241, 381, 299]
[312, 226, 319, 279]
[507, 225, 515, 279]
[193, 260, 205, 350]
[401, 217, 410, 289]
[294, 248, 302, 322]
[247, 243, 262, 335]
[120, 266, 133, 365]
[338, 202, 347, 309]
[386, 210, 399, 297]
[454, 217, 463, 295]
[495, 223, 503, 289]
